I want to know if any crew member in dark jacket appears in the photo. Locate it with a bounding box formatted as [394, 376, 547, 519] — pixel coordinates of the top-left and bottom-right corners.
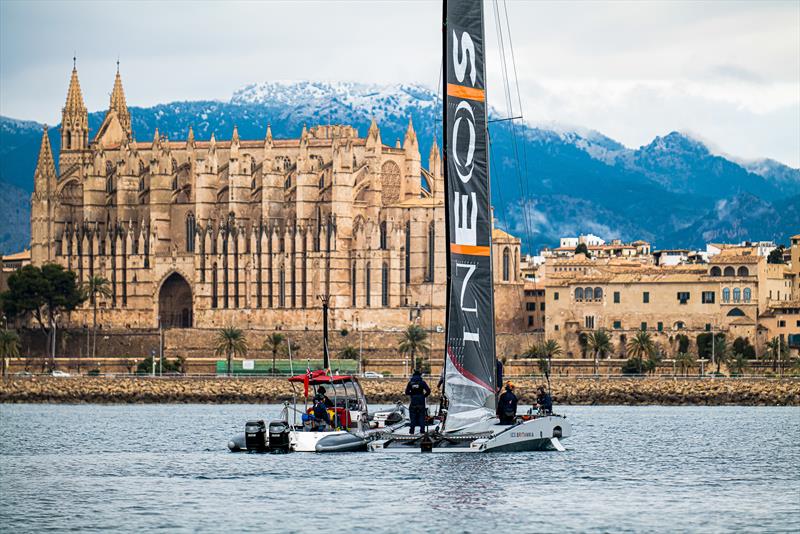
[405, 370, 431, 434]
[536, 386, 553, 415]
[313, 393, 332, 429]
[317, 385, 334, 408]
[497, 382, 518, 424]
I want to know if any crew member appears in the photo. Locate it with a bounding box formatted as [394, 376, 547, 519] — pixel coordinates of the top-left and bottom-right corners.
[317, 385, 334, 408]
[313, 392, 332, 429]
[536, 385, 553, 415]
[496, 359, 504, 394]
[405, 370, 431, 434]
[497, 382, 518, 425]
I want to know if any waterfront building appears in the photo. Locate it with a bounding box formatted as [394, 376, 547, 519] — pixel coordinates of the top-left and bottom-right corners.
[543, 241, 799, 358]
[28, 65, 525, 332]
[0, 249, 30, 293]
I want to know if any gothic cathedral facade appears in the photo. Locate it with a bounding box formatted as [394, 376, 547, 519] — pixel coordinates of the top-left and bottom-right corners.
[30, 66, 523, 332]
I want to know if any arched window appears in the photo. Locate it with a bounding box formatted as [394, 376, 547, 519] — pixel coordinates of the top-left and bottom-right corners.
[733, 288, 741, 303]
[502, 247, 510, 281]
[186, 213, 196, 253]
[737, 266, 749, 277]
[594, 287, 603, 301]
[66, 130, 72, 150]
[211, 262, 218, 308]
[722, 287, 730, 302]
[279, 267, 286, 307]
[673, 321, 686, 330]
[743, 288, 751, 303]
[584, 287, 593, 301]
[379, 221, 387, 250]
[351, 262, 357, 307]
[365, 262, 371, 307]
[381, 263, 389, 307]
[727, 307, 746, 317]
[723, 266, 735, 277]
[427, 222, 435, 282]
[575, 287, 584, 301]
[710, 266, 721, 276]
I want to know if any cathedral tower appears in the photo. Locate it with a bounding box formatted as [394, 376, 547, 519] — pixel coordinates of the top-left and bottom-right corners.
[60, 60, 89, 168]
[31, 127, 57, 264]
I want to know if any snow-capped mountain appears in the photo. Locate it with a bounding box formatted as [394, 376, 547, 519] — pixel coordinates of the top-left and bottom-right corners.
[0, 81, 798, 254]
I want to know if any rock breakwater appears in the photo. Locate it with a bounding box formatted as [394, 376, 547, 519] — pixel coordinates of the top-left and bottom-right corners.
[1, 377, 798, 405]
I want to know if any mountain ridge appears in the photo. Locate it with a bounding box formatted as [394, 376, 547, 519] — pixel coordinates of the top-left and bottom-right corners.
[0, 81, 797, 254]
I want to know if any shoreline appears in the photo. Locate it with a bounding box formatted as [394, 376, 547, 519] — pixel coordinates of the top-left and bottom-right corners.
[1, 377, 798, 406]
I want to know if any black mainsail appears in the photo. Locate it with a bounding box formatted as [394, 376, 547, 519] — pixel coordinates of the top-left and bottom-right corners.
[442, 0, 497, 431]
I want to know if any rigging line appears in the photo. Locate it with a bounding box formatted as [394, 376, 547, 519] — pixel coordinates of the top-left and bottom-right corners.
[502, 0, 535, 249]
[427, 58, 443, 371]
[493, 0, 534, 350]
[492, 0, 532, 250]
[487, 116, 523, 124]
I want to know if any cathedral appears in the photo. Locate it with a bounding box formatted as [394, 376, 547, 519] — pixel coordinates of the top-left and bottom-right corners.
[30, 65, 523, 332]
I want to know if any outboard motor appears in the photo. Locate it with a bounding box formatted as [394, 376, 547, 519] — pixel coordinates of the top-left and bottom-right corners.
[268, 420, 291, 453]
[245, 420, 267, 452]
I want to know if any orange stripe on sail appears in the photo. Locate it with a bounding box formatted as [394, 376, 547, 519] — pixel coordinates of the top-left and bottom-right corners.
[447, 84, 485, 102]
[451, 244, 490, 256]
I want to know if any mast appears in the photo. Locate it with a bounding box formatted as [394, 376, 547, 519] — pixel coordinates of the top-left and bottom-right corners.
[319, 294, 331, 370]
[442, 0, 497, 432]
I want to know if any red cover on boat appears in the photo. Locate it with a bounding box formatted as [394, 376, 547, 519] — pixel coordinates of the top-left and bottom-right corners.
[288, 369, 354, 385]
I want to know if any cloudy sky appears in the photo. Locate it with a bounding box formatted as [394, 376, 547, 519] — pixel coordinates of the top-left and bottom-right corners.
[1, 0, 798, 166]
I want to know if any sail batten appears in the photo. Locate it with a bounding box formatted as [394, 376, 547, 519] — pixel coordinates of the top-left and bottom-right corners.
[442, 0, 497, 432]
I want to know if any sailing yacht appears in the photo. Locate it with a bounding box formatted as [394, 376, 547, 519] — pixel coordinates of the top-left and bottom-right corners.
[369, 0, 572, 453]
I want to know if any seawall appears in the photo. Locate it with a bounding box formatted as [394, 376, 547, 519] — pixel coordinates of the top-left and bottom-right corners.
[1, 377, 798, 406]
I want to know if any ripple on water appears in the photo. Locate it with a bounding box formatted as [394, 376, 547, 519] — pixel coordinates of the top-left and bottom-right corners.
[1, 404, 799, 533]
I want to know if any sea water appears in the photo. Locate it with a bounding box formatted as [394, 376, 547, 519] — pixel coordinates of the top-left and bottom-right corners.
[1, 404, 798, 533]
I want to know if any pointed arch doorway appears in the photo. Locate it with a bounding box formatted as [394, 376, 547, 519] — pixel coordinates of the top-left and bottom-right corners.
[158, 272, 193, 328]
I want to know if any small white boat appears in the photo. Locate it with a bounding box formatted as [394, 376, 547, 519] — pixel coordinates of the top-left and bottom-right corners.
[228, 370, 407, 453]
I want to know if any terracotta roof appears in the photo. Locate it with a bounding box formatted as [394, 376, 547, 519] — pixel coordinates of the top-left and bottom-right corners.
[1, 249, 31, 261]
[709, 254, 761, 265]
[492, 228, 518, 241]
[768, 300, 800, 310]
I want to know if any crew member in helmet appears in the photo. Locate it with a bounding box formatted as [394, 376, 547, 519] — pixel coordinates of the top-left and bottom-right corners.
[405, 370, 431, 434]
[536, 385, 553, 415]
[497, 382, 518, 425]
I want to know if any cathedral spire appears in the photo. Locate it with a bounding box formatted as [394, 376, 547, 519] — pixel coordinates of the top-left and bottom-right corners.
[35, 126, 56, 182]
[108, 63, 132, 137]
[64, 64, 86, 113]
[403, 116, 417, 149]
[61, 60, 89, 154]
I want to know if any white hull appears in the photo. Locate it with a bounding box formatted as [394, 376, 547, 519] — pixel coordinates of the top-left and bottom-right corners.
[368, 415, 572, 453]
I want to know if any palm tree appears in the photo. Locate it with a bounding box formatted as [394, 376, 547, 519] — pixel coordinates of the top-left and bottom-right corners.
[765, 336, 789, 376]
[675, 352, 695, 377]
[728, 353, 749, 377]
[82, 276, 111, 359]
[0, 329, 20, 377]
[587, 329, 612, 375]
[398, 324, 430, 372]
[712, 336, 730, 375]
[626, 331, 656, 374]
[540, 339, 563, 360]
[263, 332, 285, 375]
[214, 327, 248, 376]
